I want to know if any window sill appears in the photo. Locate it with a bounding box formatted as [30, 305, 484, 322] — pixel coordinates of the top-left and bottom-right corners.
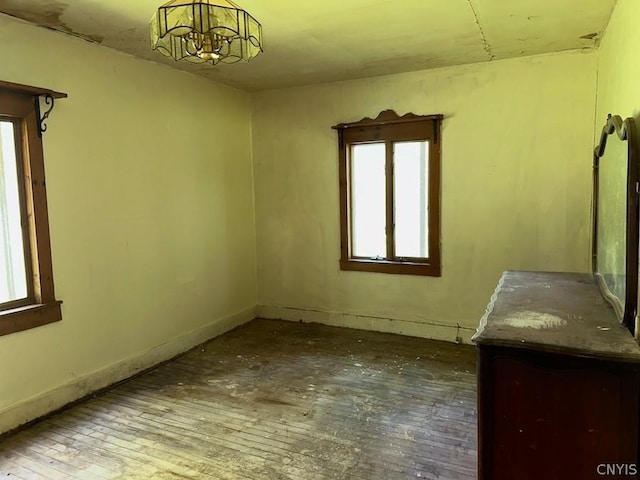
[0, 301, 62, 337]
[340, 258, 441, 277]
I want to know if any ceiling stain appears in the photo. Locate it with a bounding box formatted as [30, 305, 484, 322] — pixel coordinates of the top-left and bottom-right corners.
[0, 2, 104, 43]
[0, 0, 618, 91]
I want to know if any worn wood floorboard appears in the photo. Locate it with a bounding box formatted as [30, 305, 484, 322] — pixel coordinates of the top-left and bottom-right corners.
[0, 319, 477, 479]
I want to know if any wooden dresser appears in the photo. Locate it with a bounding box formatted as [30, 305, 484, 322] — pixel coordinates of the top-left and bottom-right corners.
[473, 271, 640, 480]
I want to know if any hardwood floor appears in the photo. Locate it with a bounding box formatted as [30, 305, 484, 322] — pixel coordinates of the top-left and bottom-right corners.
[0, 319, 477, 479]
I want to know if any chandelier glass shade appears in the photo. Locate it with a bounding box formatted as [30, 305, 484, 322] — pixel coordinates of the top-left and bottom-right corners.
[150, 0, 263, 65]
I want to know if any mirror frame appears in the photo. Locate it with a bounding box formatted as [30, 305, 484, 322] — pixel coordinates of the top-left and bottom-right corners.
[592, 114, 640, 335]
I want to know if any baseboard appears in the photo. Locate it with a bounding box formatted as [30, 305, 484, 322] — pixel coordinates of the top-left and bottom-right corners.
[0, 305, 257, 435]
[257, 305, 476, 344]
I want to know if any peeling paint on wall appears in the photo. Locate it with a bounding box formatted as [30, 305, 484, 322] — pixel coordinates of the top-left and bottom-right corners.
[580, 32, 599, 40]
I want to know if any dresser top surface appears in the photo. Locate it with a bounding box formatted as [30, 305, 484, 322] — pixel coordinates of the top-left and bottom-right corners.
[471, 271, 640, 361]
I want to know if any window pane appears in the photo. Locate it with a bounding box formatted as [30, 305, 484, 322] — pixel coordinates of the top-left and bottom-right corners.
[351, 143, 386, 258]
[0, 121, 28, 303]
[394, 141, 429, 258]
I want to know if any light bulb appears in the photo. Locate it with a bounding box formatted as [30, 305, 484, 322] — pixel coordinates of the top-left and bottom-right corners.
[197, 51, 221, 61]
[183, 32, 225, 61]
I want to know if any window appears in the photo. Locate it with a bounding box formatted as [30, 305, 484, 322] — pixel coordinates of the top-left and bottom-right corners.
[333, 110, 442, 276]
[0, 82, 64, 336]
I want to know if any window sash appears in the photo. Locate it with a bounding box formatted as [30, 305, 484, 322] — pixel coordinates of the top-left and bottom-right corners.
[347, 140, 433, 262]
[349, 142, 386, 259]
[0, 117, 35, 309]
[393, 140, 429, 259]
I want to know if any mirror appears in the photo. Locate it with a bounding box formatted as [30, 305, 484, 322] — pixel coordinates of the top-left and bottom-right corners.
[596, 130, 627, 306]
[593, 114, 639, 334]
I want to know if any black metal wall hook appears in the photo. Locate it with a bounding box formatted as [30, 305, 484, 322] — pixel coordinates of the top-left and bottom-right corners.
[34, 93, 55, 137]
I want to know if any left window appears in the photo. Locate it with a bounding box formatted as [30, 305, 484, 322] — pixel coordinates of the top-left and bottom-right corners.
[0, 83, 63, 336]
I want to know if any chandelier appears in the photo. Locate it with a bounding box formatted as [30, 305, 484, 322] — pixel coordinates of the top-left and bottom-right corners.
[150, 0, 263, 65]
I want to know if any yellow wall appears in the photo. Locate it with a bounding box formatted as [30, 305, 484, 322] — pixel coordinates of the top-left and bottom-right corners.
[252, 51, 597, 341]
[0, 15, 257, 432]
[596, 0, 640, 131]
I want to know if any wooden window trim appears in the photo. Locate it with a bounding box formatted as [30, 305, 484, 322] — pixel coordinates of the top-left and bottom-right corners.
[0, 302, 62, 337]
[0, 85, 64, 335]
[333, 110, 442, 277]
[0, 80, 67, 100]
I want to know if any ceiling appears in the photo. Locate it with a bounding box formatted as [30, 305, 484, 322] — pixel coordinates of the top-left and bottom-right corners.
[0, 0, 617, 91]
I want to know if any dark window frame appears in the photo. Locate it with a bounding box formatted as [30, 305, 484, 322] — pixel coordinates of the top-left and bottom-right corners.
[333, 110, 442, 277]
[0, 82, 65, 336]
